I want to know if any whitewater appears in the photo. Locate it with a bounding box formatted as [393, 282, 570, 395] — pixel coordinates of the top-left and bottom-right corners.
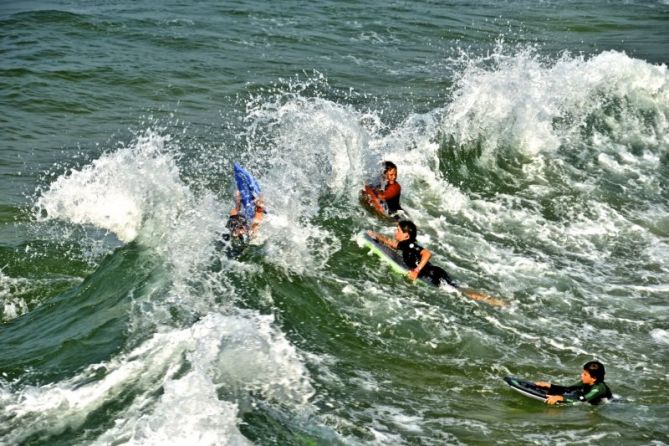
[1, 2, 668, 445]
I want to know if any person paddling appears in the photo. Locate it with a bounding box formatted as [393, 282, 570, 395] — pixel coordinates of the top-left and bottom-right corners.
[367, 220, 506, 308]
[226, 190, 264, 240]
[363, 161, 402, 218]
[535, 361, 613, 405]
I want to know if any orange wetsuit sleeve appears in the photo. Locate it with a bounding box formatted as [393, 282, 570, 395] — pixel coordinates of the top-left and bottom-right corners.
[381, 183, 401, 201]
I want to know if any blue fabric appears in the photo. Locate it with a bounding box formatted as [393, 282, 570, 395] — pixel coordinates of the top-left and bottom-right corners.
[233, 163, 262, 221]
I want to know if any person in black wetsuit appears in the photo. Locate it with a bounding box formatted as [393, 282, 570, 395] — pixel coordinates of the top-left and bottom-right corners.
[535, 360, 613, 405]
[368, 220, 456, 286]
[367, 220, 505, 307]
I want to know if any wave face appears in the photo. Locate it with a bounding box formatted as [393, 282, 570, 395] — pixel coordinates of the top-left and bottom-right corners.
[1, 2, 668, 445]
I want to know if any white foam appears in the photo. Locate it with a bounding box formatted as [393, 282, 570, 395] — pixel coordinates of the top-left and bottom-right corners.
[1, 313, 313, 445]
[32, 129, 231, 314]
[444, 48, 669, 174]
[650, 329, 669, 345]
[243, 94, 371, 273]
[34, 131, 190, 245]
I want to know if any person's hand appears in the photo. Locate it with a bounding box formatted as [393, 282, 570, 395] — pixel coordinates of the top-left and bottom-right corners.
[545, 395, 563, 405]
[407, 269, 419, 281]
[255, 196, 264, 210]
[535, 381, 551, 388]
[367, 230, 376, 239]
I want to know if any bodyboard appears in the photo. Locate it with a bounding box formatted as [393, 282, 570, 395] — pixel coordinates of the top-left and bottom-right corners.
[233, 163, 262, 221]
[503, 376, 619, 405]
[504, 376, 551, 402]
[361, 233, 432, 287]
[361, 185, 387, 216]
[360, 186, 409, 222]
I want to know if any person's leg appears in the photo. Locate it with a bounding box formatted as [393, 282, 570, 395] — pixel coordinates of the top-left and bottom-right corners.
[422, 264, 458, 287]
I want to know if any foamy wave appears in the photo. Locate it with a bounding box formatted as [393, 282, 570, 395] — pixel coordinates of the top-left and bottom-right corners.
[241, 85, 467, 274]
[34, 131, 190, 244]
[96, 371, 250, 446]
[444, 48, 669, 165]
[1, 312, 313, 445]
[243, 93, 371, 273]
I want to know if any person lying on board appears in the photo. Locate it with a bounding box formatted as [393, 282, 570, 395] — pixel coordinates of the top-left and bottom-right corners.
[535, 360, 613, 405]
[367, 220, 506, 307]
[226, 190, 265, 240]
[363, 161, 402, 217]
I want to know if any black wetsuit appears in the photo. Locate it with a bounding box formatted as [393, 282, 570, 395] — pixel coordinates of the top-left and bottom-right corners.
[220, 214, 248, 257]
[396, 240, 458, 287]
[548, 381, 613, 405]
[383, 183, 402, 214]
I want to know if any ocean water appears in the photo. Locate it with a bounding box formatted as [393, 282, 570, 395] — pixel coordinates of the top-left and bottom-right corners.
[1, 1, 668, 444]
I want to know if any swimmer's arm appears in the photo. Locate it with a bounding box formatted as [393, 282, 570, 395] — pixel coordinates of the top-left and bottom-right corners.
[230, 190, 242, 216]
[367, 231, 398, 249]
[408, 248, 431, 281]
[388, 183, 401, 199]
[250, 210, 263, 236]
[535, 381, 577, 405]
[377, 183, 400, 201]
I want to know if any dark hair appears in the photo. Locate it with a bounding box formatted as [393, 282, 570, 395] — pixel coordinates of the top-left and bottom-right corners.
[226, 214, 248, 237]
[398, 220, 417, 241]
[583, 361, 606, 383]
[383, 161, 397, 173]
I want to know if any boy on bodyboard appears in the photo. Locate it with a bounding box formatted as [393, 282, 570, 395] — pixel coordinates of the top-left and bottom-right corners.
[367, 220, 505, 308]
[361, 161, 404, 220]
[221, 164, 265, 256]
[534, 360, 613, 405]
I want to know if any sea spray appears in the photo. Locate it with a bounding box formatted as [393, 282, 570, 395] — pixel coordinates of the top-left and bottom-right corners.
[0, 313, 314, 445]
[444, 47, 669, 177]
[34, 131, 188, 245]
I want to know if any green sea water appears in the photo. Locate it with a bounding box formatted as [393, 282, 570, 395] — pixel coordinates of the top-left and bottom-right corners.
[1, 1, 668, 444]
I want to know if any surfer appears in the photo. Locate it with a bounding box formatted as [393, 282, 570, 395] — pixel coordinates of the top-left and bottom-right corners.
[222, 163, 265, 250]
[226, 190, 264, 240]
[535, 361, 613, 405]
[363, 161, 402, 217]
[367, 220, 506, 307]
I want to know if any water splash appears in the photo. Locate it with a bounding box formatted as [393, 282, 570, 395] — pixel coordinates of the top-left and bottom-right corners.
[34, 131, 190, 245]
